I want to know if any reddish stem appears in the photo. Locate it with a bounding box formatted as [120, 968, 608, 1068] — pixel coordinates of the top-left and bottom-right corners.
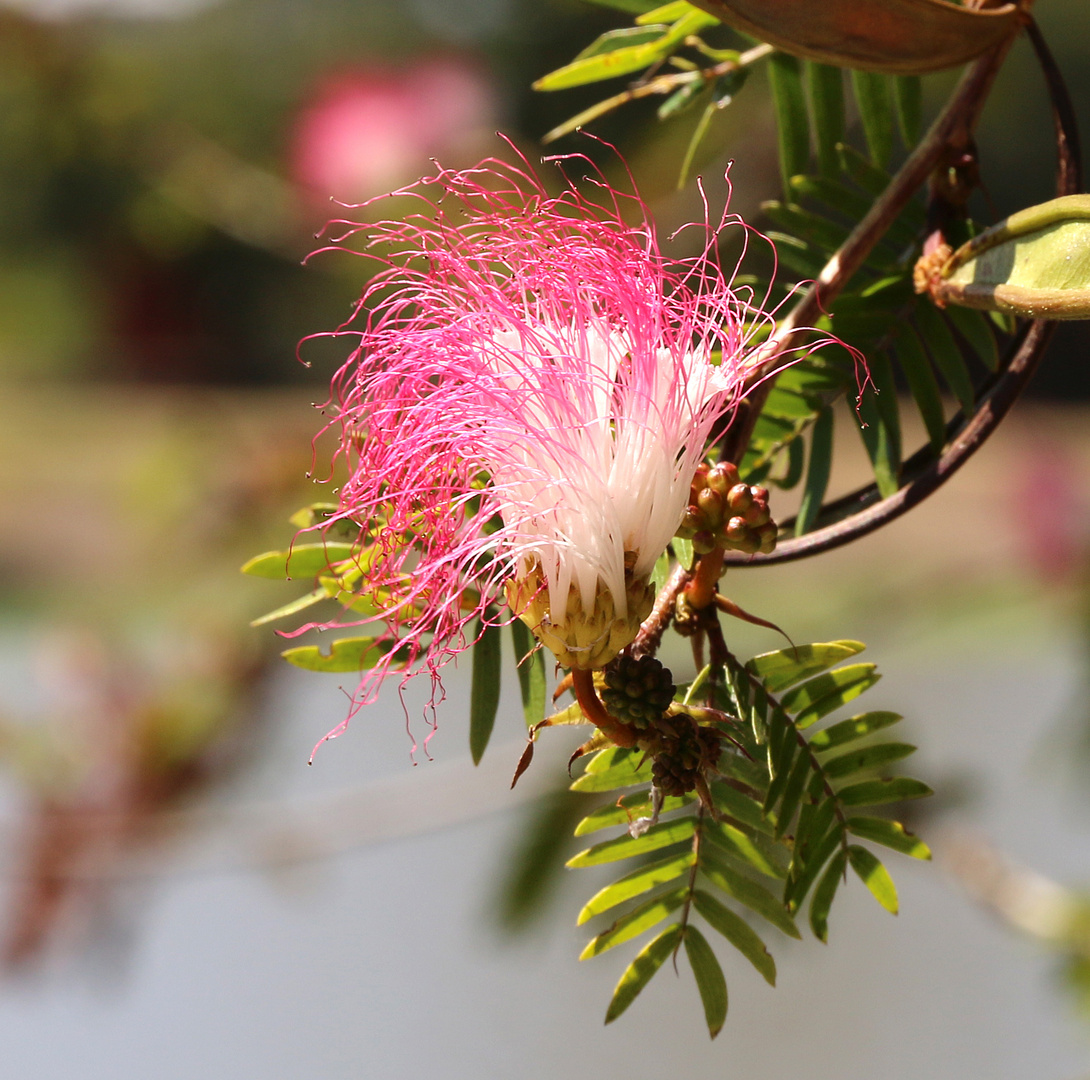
[571, 668, 637, 748]
[685, 546, 726, 611]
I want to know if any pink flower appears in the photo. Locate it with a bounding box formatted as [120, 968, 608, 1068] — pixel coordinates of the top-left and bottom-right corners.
[300, 148, 783, 707]
[289, 58, 495, 209]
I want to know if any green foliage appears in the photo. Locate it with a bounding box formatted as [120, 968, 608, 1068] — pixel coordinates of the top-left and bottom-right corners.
[470, 619, 503, 765]
[566, 640, 928, 1036]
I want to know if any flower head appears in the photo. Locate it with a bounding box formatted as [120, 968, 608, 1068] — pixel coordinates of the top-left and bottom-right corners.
[302, 146, 782, 705]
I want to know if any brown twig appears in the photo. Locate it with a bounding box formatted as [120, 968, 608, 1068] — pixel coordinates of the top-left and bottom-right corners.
[631, 563, 689, 658]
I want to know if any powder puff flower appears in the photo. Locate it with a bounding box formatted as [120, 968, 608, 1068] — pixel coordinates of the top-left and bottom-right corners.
[301, 147, 787, 705]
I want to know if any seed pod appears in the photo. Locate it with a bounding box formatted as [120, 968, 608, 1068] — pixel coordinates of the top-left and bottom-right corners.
[930, 195, 1090, 320]
[688, 0, 1019, 75]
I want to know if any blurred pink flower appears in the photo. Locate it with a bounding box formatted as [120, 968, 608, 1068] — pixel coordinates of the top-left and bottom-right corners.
[297, 148, 809, 721]
[289, 57, 495, 207]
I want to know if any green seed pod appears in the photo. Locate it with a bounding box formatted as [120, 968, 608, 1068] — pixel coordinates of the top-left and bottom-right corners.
[932, 195, 1090, 320]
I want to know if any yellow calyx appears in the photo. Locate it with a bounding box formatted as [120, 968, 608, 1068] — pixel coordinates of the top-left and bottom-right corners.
[505, 562, 654, 671]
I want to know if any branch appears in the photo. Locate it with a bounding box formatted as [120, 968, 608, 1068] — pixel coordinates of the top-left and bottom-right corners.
[724, 16, 1081, 567]
[721, 34, 1019, 465]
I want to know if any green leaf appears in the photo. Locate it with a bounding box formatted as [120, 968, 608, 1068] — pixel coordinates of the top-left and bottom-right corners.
[250, 587, 328, 627]
[700, 849, 800, 938]
[848, 845, 899, 913]
[791, 174, 871, 223]
[510, 620, 546, 728]
[578, 850, 696, 923]
[784, 824, 844, 911]
[658, 77, 708, 121]
[773, 752, 813, 839]
[672, 536, 694, 569]
[469, 620, 502, 764]
[574, 24, 671, 60]
[794, 789, 836, 867]
[856, 350, 902, 497]
[242, 542, 358, 580]
[806, 63, 844, 177]
[767, 232, 827, 278]
[567, 816, 696, 867]
[580, 886, 687, 958]
[847, 816, 930, 859]
[764, 385, 821, 420]
[822, 741, 917, 780]
[706, 819, 787, 878]
[693, 889, 776, 985]
[679, 96, 718, 190]
[763, 726, 798, 813]
[914, 299, 976, 414]
[748, 640, 865, 694]
[780, 664, 880, 729]
[684, 926, 729, 1038]
[894, 325, 946, 454]
[604, 923, 683, 1024]
[894, 75, 922, 146]
[837, 141, 891, 198]
[709, 782, 776, 837]
[288, 502, 341, 529]
[768, 53, 810, 197]
[585, 746, 635, 774]
[571, 754, 653, 793]
[534, 9, 716, 91]
[944, 304, 999, 371]
[850, 71, 894, 167]
[795, 406, 834, 536]
[763, 201, 851, 255]
[837, 777, 933, 807]
[808, 849, 848, 941]
[280, 636, 394, 673]
[575, 793, 694, 836]
[808, 710, 902, 751]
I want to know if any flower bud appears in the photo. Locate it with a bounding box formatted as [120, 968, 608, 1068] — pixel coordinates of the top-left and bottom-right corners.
[743, 503, 770, 527]
[676, 506, 702, 538]
[727, 483, 753, 514]
[757, 522, 778, 554]
[696, 487, 724, 525]
[706, 461, 740, 494]
[724, 516, 749, 543]
[692, 530, 717, 555]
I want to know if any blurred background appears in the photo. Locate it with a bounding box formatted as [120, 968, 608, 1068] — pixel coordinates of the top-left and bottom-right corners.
[4, 0, 1090, 1076]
